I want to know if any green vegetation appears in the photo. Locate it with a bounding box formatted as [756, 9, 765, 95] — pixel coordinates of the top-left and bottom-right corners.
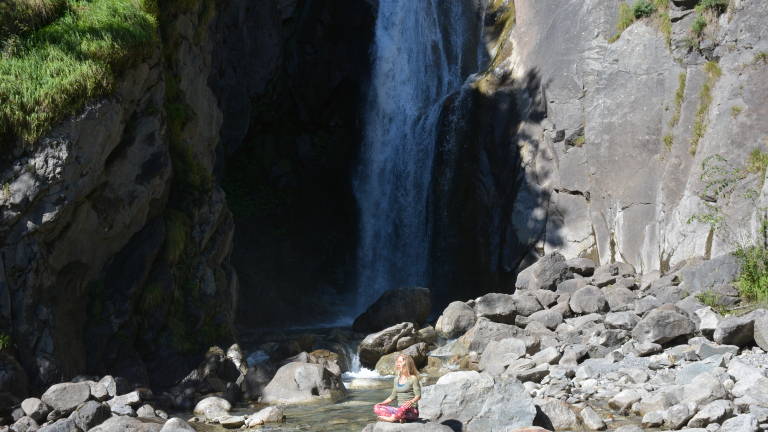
[663, 133, 674, 153]
[0, 0, 159, 142]
[616, 3, 635, 35]
[691, 16, 707, 34]
[573, 135, 585, 147]
[689, 155, 768, 304]
[691, 0, 729, 38]
[631, 0, 657, 18]
[0, 331, 12, 351]
[695, 291, 731, 315]
[731, 105, 743, 118]
[755, 52, 768, 64]
[669, 72, 687, 128]
[690, 61, 722, 156]
[162, 209, 190, 263]
[745, 148, 768, 189]
[139, 283, 164, 312]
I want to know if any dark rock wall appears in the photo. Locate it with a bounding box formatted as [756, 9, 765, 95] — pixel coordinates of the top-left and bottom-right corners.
[209, 0, 376, 327]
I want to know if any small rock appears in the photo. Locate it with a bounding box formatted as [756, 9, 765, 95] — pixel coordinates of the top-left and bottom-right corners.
[580, 406, 606, 430]
[106, 391, 141, 408]
[609, 389, 642, 410]
[245, 407, 285, 427]
[110, 404, 136, 417]
[71, 401, 110, 431]
[217, 416, 245, 429]
[668, 401, 698, 430]
[539, 400, 582, 430]
[648, 353, 676, 369]
[96, 377, 117, 398]
[642, 411, 665, 428]
[159, 418, 196, 432]
[21, 399, 51, 423]
[193, 397, 231, 418]
[135, 405, 155, 418]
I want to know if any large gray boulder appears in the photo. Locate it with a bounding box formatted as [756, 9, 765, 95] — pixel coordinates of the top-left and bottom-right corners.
[714, 309, 768, 346]
[436, 302, 476, 339]
[71, 401, 111, 432]
[680, 255, 741, 293]
[683, 373, 728, 406]
[41, 383, 91, 415]
[731, 376, 768, 407]
[458, 318, 524, 353]
[88, 416, 165, 432]
[260, 362, 347, 404]
[632, 310, 696, 344]
[475, 293, 517, 324]
[353, 287, 431, 333]
[513, 293, 544, 317]
[605, 312, 641, 331]
[569, 286, 609, 314]
[516, 252, 573, 291]
[478, 338, 527, 376]
[358, 322, 416, 366]
[362, 422, 455, 432]
[603, 287, 636, 312]
[539, 400, 582, 430]
[21, 398, 51, 423]
[420, 372, 536, 432]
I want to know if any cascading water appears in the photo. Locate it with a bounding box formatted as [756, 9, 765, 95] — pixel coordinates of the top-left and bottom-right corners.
[354, 0, 482, 312]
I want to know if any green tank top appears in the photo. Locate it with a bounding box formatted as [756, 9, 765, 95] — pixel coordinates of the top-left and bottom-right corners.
[389, 375, 421, 408]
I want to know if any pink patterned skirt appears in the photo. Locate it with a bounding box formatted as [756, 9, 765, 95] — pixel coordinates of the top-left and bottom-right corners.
[374, 403, 419, 421]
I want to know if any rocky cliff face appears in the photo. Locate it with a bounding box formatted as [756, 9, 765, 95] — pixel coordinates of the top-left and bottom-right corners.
[431, 0, 768, 301]
[0, 1, 237, 394]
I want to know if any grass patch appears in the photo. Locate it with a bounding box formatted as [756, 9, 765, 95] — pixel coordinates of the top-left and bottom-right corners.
[691, 0, 728, 40]
[617, 3, 635, 33]
[0, 0, 159, 143]
[695, 291, 732, 315]
[755, 52, 768, 65]
[669, 72, 686, 128]
[632, 0, 657, 18]
[745, 148, 768, 190]
[0, 331, 12, 351]
[690, 61, 722, 156]
[163, 209, 190, 264]
[139, 283, 164, 312]
[731, 105, 743, 118]
[1, 0, 68, 43]
[663, 133, 674, 152]
[573, 135, 585, 147]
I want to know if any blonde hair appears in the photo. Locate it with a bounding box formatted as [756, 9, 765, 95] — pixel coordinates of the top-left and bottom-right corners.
[397, 353, 419, 378]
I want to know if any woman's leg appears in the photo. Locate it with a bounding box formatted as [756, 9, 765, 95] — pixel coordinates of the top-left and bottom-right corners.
[394, 405, 419, 422]
[374, 404, 398, 422]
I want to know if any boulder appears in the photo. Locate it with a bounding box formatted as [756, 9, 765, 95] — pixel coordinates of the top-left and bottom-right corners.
[755, 315, 768, 351]
[136, 405, 155, 418]
[632, 309, 696, 344]
[640, 391, 679, 415]
[688, 400, 734, 428]
[531, 347, 561, 366]
[695, 307, 724, 339]
[436, 302, 476, 339]
[533, 290, 559, 308]
[475, 293, 517, 324]
[418, 326, 438, 344]
[478, 338, 527, 376]
[106, 391, 142, 408]
[667, 401, 697, 429]
[362, 422, 455, 432]
[556, 279, 589, 295]
[21, 399, 51, 422]
[37, 418, 81, 432]
[605, 312, 641, 331]
[420, 372, 537, 432]
[217, 415, 246, 429]
[41, 383, 91, 415]
[539, 400, 581, 430]
[683, 373, 728, 406]
[87, 382, 109, 402]
[111, 404, 136, 417]
[89, 416, 165, 432]
[569, 286, 609, 315]
[458, 318, 524, 353]
[11, 416, 37, 432]
[245, 407, 284, 427]
[359, 322, 416, 366]
[713, 309, 768, 346]
[260, 362, 347, 404]
[376, 343, 428, 375]
[565, 258, 596, 276]
[731, 376, 768, 407]
[241, 365, 275, 401]
[602, 287, 636, 312]
[97, 377, 117, 398]
[728, 359, 766, 382]
[720, 414, 759, 432]
[71, 401, 111, 431]
[192, 397, 231, 417]
[608, 389, 642, 410]
[159, 418, 195, 432]
[353, 287, 431, 333]
[517, 252, 573, 291]
[579, 406, 606, 430]
[675, 355, 724, 384]
[527, 310, 563, 330]
[642, 411, 664, 428]
[513, 293, 544, 317]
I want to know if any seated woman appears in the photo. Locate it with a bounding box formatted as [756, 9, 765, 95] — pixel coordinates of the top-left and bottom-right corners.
[374, 353, 421, 423]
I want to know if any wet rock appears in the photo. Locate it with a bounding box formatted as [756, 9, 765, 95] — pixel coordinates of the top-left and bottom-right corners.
[714, 309, 768, 347]
[261, 362, 347, 404]
[41, 383, 91, 415]
[420, 372, 537, 431]
[667, 401, 698, 429]
[217, 415, 245, 429]
[71, 401, 110, 431]
[478, 339, 527, 376]
[632, 310, 696, 344]
[613, 425, 642, 432]
[244, 406, 284, 426]
[21, 399, 51, 423]
[359, 322, 416, 366]
[436, 302, 476, 339]
[475, 293, 517, 324]
[579, 406, 605, 430]
[569, 286, 609, 315]
[353, 287, 431, 333]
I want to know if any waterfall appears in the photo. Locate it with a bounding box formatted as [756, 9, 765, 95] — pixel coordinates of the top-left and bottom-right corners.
[354, 0, 478, 312]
